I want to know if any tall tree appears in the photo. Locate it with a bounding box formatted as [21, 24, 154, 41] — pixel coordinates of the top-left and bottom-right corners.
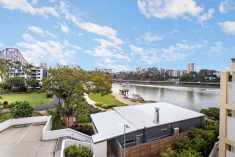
[43, 65, 112, 126]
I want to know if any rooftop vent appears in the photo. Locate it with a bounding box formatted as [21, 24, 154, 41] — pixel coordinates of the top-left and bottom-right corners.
[154, 107, 159, 124]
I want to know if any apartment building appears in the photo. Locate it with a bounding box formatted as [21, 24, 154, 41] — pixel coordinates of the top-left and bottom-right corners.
[29, 67, 47, 81]
[219, 58, 235, 157]
[187, 63, 194, 73]
[9, 63, 27, 79]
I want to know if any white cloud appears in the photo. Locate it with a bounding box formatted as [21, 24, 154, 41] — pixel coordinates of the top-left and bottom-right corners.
[17, 38, 77, 65]
[22, 33, 33, 41]
[210, 41, 223, 53]
[219, 21, 235, 35]
[219, 0, 235, 14]
[198, 9, 215, 25]
[129, 42, 203, 64]
[137, 0, 203, 19]
[143, 32, 163, 42]
[59, 1, 122, 45]
[137, 0, 214, 24]
[28, 25, 56, 38]
[59, 1, 127, 65]
[28, 25, 43, 35]
[0, 0, 59, 18]
[60, 23, 70, 34]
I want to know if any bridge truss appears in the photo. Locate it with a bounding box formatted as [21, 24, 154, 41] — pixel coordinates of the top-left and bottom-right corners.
[0, 48, 28, 65]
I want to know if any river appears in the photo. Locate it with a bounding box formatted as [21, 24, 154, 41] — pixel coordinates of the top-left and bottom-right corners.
[112, 83, 220, 111]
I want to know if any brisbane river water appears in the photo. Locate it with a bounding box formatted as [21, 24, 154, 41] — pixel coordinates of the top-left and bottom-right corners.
[112, 82, 220, 112]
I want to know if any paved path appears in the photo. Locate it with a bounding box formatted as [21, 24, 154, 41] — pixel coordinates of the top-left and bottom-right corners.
[84, 93, 106, 111]
[34, 97, 62, 111]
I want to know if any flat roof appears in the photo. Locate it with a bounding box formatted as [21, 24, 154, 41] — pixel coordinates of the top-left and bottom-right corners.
[91, 102, 204, 143]
[0, 124, 57, 157]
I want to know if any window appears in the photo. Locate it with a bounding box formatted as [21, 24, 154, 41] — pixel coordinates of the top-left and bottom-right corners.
[226, 144, 232, 152]
[227, 110, 232, 117]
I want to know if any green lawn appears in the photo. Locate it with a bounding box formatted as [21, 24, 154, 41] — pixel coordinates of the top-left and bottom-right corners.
[0, 112, 12, 122]
[1, 93, 52, 107]
[89, 93, 125, 109]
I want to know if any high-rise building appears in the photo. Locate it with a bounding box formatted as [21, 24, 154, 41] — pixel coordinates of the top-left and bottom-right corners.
[219, 58, 235, 157]
[187, 63, 194, 73]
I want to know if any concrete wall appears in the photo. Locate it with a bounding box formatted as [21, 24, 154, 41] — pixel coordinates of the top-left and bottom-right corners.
[92, 141, 107, 157]
[0, 116, 49, 132]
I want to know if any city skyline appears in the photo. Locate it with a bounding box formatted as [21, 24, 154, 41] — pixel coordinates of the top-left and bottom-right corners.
[0, 0, 235, 72]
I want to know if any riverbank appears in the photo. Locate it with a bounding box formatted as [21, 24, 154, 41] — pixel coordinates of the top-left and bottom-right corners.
[113, 79, 220, 88]
[112, 93, 137, 105]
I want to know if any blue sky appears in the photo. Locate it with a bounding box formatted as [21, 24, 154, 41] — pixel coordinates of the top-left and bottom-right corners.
[0, 0, 235, 72]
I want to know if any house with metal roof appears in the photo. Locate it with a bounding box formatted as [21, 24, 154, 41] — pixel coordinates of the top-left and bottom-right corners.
[91, 102, 204, 157]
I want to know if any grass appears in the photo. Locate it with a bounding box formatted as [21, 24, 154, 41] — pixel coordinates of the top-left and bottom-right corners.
[89, 93, 126, 109]
[1, 92, 52, 107]
[0, 112, 12, 122]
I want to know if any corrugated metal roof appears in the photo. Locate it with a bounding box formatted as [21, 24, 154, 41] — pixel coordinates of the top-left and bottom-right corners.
[91, 102, 204, 143]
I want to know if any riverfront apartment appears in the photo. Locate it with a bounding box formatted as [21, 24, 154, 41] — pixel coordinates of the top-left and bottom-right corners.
[219, 58, 235, 157]
[91, 102, 204, 157]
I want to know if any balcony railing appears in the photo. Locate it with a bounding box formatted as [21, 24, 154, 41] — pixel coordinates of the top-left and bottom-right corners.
[227, 116, 235, 142]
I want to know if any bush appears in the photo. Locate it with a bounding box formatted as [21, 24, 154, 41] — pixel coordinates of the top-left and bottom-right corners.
[52, 120, 66, 130]
[46, 91, 53, 98]
[95, 102, 116, 109]
[70, 124, 94, 136]
[65, 145, 92, 157]
[200, 107, 219, 120]
[10, 101, 33, 118]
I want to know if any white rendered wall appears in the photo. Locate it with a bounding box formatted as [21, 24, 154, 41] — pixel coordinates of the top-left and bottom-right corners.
[92, 141, 107, 157]
[227, 116, 235, 142]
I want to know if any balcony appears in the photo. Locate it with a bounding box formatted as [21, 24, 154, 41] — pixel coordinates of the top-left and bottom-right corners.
[227, 72, 235, 105]
[227, 116, 235, 142]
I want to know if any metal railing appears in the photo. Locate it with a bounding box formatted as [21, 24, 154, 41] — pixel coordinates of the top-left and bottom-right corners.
[208, 141, 219, 157]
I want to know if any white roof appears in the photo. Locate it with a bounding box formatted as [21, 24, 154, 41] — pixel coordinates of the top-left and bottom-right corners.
[91, 102, 204, 143]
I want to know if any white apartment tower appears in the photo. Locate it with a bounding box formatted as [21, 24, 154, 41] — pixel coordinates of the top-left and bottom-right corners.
[219, 58, 235, 157]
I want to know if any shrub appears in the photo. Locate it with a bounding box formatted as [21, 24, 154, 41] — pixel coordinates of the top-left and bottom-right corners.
[10, 101, 33, 118]
[65, 145, 92, 157]
[46, 90, 54, 98]
[95, 102, 116, 109]
[52, 120, 66, 130]
[70, 124, 94, 136]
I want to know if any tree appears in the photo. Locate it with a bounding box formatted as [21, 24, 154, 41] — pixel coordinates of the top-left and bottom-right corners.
[180, 72, 194, 82]
[0, 59, 8, 82]
[10, 101, 33, 118]
[178, 149, 202, 157]
[43, 66, 112, 126]
[26, 78, 40, 89]
[4, 77, 27, 92]
[200, 107, 219, 120]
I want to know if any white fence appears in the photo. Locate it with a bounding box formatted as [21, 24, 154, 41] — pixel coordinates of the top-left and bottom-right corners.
[0, 116, 92, 142]
[60, 139, 94, 157]
[0, 115, 93, 156]
[0, 116, 50, 132]
[42, 116, 92, 142]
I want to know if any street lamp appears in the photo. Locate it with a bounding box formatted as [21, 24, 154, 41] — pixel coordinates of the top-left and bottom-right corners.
[123, 124, 129, 157]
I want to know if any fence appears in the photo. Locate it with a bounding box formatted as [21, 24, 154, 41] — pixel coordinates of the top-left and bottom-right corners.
[117, 132, 187, 157]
